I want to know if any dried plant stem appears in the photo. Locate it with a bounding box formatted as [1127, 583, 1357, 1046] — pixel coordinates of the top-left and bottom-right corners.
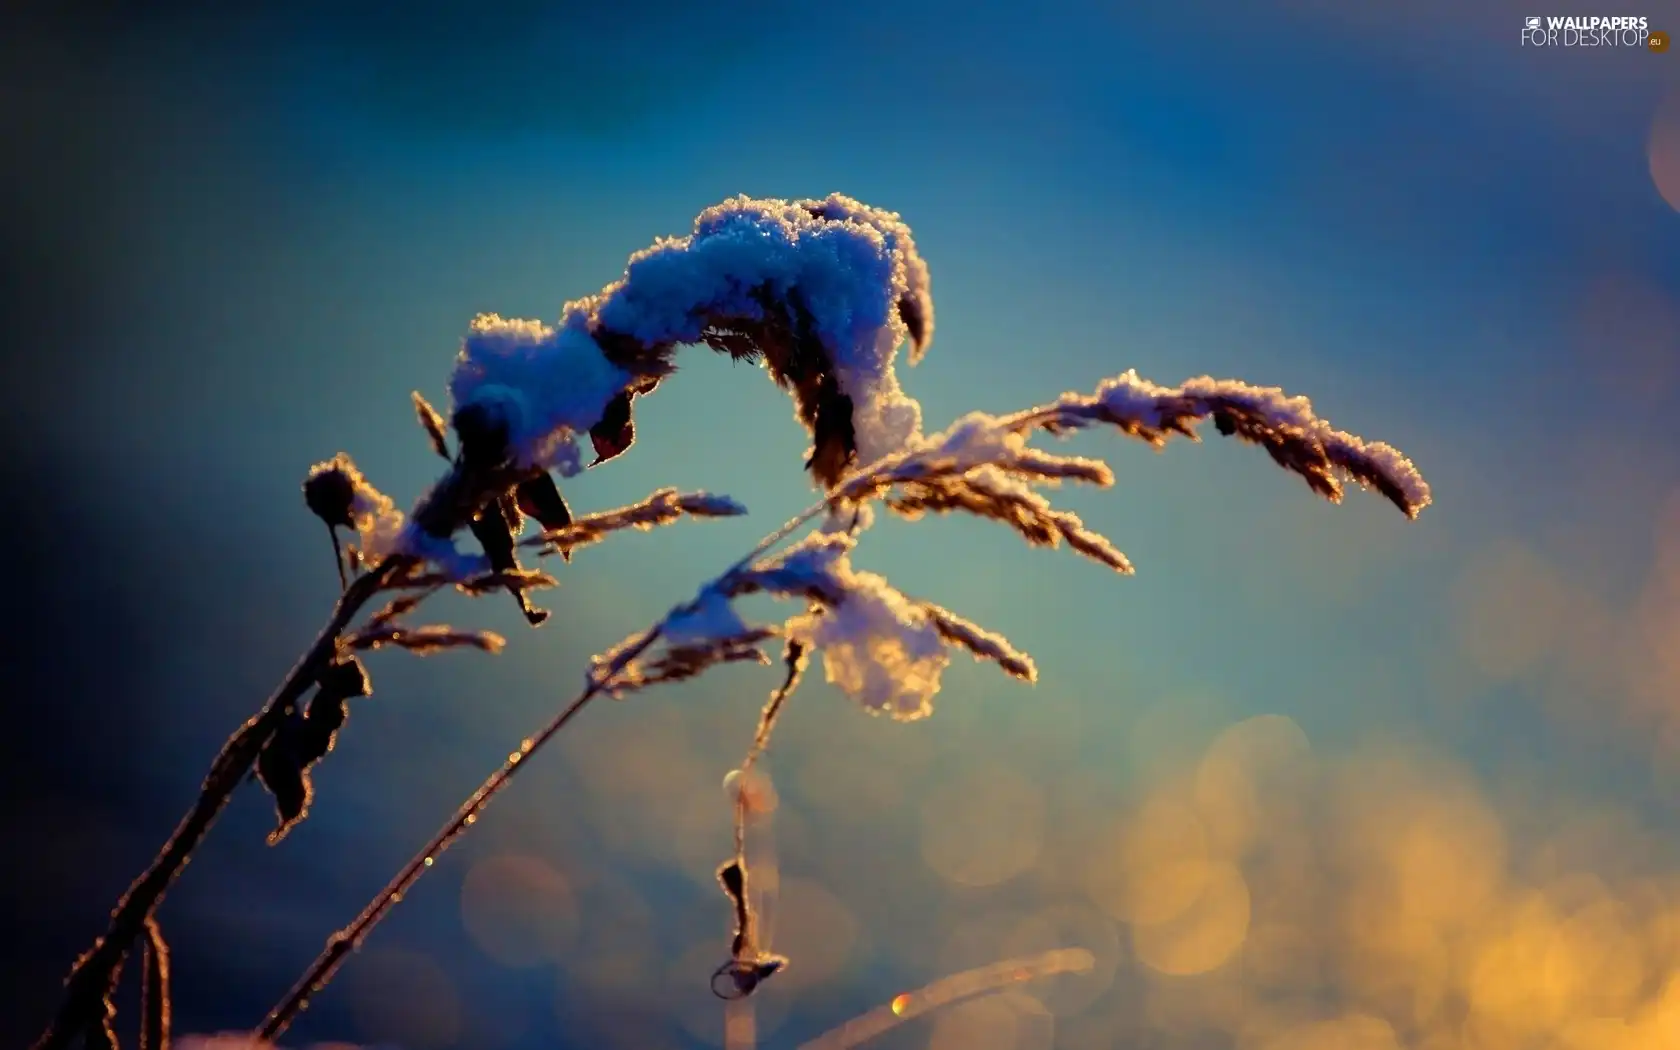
[795, 948, 1097, 1050]
[258, 493, 844, 1038]
[33, 557, 406, 1050]
[139, 918, 171, 1050]
[256, 623, 664, 1038]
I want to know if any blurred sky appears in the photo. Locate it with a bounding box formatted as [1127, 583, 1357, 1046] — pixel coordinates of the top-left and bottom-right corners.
[4, 2, 1680, 1048]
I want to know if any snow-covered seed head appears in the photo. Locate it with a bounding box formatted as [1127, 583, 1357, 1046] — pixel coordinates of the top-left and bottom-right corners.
[302, 455, 360, 530]
[300, 454, 406, 562]
[446, 195, 937, 487]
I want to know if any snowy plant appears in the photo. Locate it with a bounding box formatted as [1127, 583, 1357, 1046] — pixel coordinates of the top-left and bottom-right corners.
[35, 194, 1430, 1050]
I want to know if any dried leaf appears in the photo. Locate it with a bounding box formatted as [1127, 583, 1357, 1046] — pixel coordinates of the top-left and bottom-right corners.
[470, 493, 548, 625]
[257, 656, 370, 844]
[588, 389, 637, 467]
[256, 725, 311, 845]
[710, 858, 788, 1000]
[514, 472, 574, 532]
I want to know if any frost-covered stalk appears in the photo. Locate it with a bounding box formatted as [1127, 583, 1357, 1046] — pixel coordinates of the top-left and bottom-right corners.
[260, 362, 1429, 1035]
[254, 194, 1426, 1035]
[34, 434, 744, 1050]
[39, 192, 1432, 1048]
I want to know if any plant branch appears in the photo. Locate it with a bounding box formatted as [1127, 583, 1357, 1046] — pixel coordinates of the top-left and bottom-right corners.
[33, 556, 407, 1050]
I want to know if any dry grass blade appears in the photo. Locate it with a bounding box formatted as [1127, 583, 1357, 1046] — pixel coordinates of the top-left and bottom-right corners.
[920, 603, 1036, 681]
[632, 633, 778, 688]
[524, 488, 748, 557]
[1001, 446, 1114, 485]
[390, 567, 559, 595]
[1019, 372, 1432, 518]
[411, 391, 452, 461]
[886, 472, 1134, 573]
[456, 568, 559, 597]
[348, 625, 507, 656]
[796, 948, 1097, 1050]
[363, 593, 431, 632]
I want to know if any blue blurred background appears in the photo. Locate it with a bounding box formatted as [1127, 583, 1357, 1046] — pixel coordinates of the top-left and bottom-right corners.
[4, 2, 1680, 1047]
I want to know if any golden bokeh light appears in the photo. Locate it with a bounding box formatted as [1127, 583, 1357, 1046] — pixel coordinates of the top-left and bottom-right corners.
[1124, 690, 1236, 784]
[555, 877, 659, 996]
[925, 990, 1054, 1050]
[1649, 89, 1680, 213]
[1259, 1013, 1403, 1050]
[1130, 860, 1252, 976]
[517, 506, 1680, 1050]
[766, 876, 858, 990]
[1193, 714, 1312, 859]
[920, 764, 1046, 887]
[1082, 794, 1213, 926]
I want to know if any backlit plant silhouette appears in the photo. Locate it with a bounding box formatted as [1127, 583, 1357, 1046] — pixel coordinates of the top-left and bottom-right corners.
[34, 194, 1430, 1050]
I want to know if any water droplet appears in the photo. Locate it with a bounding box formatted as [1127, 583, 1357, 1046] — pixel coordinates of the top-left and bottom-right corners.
[521, 737, 534, 750]
[423, 856, 434, 867]
[391, 893, 404, 904]
[465, 813, 477, 825]
[508, 751, 522, 764]
[890, 993, 911, 1017]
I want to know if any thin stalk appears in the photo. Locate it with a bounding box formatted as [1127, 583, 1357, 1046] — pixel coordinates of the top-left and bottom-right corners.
[139, 918, 171, 1050]
[256, 622, 662, 1038]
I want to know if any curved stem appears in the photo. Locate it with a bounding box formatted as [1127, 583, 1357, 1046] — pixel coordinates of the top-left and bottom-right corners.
[34, 558, 406, 1050]
[795, 948, 1096, 1050]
